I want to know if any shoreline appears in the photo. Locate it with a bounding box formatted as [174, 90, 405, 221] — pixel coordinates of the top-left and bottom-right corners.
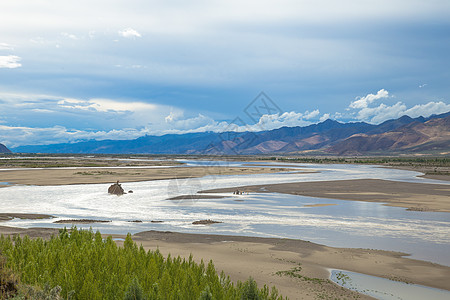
[1, 225, 448, 299]
[379, 165, 450, 182]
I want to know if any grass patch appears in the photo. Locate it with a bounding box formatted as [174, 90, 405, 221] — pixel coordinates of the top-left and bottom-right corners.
[275, 264, 327, 284]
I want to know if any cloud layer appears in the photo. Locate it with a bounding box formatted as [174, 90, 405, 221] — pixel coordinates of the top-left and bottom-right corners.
[0, 1, 449, 147]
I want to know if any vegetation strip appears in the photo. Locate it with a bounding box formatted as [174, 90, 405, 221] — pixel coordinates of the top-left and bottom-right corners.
[0, 227, 284, 299]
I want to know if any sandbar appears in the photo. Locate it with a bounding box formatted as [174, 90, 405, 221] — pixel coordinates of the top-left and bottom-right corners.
[201, 178, 450, 212]
[53, 219, 111, 224]
[0, 166, 296, 186]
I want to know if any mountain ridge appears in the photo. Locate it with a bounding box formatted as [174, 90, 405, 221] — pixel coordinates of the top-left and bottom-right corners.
[11, 112, 450, 155]
[0, 143, 12, 153]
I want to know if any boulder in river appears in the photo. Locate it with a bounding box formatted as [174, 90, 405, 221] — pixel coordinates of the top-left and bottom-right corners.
[108, 181, 125, 195]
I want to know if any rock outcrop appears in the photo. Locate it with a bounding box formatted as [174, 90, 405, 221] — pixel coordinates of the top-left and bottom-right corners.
[108, 181, 125, 195]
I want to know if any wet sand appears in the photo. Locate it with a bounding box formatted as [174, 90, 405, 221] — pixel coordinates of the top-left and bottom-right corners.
[0, 166, 298, 186]
[303, 204, 337, 207]
[1, 226, 449, 299]
[0, 213, 54, 222]
[201, 179, 450, 212]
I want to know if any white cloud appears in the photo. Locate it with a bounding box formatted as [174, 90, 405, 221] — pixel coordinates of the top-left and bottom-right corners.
[0, 55, 22, 68]
[164, 112, 218, 131]
[57, 98, 157, 113]
[0, 43, 13, 50]
[0, 125, 150, 148]
[304, 109, 320, 119]
[319, 113, 330, 122]
[403, 101, 450, 118]
[356, 102, 407, 123]
[348, 89, 450, 123]
[165, 110, 183, 123]
[0, 92, 174, 135]
[349, 89, 389, 109]
[333, 112, 343, 119]
[118, 28, 142, 38]
[246, 111, 314, 132]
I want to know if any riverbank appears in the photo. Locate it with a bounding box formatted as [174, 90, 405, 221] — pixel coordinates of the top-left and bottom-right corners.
[386, 165, 450, 182]
[1, 225, 449, 299]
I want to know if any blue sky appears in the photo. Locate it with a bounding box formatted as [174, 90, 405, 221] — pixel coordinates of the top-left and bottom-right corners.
[1, 0, 449, 147]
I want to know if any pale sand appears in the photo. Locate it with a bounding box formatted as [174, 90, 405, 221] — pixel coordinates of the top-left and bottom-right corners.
[1, 226, 449, 299]
[201, 179, 450, 212]
[0, 166, 300, 186]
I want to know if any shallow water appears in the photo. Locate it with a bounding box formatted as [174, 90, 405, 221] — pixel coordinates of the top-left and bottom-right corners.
[1, 162, 449, 266]
[330, 269, 450, 300]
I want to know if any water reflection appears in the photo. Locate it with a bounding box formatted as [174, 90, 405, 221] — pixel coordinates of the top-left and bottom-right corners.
[330, 269, 450, 300]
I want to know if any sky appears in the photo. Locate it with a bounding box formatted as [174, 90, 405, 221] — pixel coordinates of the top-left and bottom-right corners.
[1, 0, 449, 147]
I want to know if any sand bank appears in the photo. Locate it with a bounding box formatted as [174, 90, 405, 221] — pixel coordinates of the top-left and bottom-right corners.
[1, 226, 449, 299]
[0, 166, 297, 186]
[201, 178, 450, 212]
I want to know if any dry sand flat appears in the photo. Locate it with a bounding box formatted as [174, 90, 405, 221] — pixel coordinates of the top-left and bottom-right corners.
[116, 230, 450, 299]
[202, 178, 450, 212]
[0, 166, 299, 186]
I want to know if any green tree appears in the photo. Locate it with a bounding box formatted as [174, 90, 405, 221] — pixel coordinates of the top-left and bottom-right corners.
[124, 277, 145, 300]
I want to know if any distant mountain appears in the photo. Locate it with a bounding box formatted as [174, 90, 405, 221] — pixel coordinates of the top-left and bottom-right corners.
[13, 132, 223, 154]
[12, 112, 450, 155]
[202, 119, 376, 154]
[327, 114, 450, 155]
[0, 143, 12, 153]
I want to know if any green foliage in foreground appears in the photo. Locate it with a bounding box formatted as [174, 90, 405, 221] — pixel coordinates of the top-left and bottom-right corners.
[0, 228, 284, 299]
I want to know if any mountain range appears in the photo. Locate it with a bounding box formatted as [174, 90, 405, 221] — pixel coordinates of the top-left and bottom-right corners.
[11, 112, 450, 155]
